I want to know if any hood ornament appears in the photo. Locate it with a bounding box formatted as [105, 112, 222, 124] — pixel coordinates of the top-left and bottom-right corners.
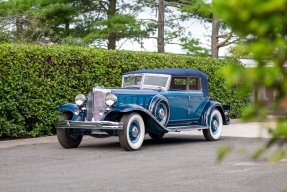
[95, 83, 102, 88]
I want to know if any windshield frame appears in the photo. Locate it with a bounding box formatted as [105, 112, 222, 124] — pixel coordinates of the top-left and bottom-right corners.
[122, 73, 171, 90]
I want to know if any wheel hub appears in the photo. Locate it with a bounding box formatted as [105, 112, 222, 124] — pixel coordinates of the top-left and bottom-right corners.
[132, 127, 139, 137]
[213, 120, 219, 129]
[158, 108, 165, 119]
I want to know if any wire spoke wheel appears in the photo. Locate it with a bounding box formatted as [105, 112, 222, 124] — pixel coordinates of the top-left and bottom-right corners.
[119, 112, 145, 151]
[57, 112, 83, 148]
[203, 109, 223, 141]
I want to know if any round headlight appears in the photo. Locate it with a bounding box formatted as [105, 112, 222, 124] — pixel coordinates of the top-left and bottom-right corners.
[105, 94, 117, 106]
[75, 94, 86, 106]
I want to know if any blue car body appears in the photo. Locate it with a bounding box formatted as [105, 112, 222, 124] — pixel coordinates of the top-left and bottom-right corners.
[56, 68, 230, 150]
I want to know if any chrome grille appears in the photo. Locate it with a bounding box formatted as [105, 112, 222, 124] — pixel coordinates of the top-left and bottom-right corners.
[93, 90, 106, 121]
[86, 92, 93, 121]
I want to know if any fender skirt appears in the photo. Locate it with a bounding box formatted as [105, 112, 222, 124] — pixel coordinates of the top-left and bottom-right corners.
[105, 104, 169, 134]
[199, 101, 229, 127]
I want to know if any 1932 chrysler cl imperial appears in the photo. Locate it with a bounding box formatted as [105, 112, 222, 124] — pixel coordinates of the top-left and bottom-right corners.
[56, 69, 231, 151]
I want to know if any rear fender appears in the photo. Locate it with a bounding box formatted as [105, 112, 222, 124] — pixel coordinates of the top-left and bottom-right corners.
[104, 104, 168, 134]
[199, 101, 229, 127]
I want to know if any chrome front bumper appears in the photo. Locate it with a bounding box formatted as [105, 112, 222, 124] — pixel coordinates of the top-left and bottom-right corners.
[56, 120, 123, 130]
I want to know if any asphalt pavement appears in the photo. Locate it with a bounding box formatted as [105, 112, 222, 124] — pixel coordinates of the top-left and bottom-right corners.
[1, 120, 286, 192]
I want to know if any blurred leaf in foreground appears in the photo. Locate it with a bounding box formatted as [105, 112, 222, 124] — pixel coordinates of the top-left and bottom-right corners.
[217, 145, 232, 163]
[214, 0, 287, 161]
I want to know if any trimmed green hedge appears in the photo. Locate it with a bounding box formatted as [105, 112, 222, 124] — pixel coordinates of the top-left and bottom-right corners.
[0, 43, 249, 137]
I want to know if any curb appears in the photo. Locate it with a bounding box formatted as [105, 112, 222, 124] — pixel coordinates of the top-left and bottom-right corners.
[0, 135, 59, 149]
[230, 119, 244, 124]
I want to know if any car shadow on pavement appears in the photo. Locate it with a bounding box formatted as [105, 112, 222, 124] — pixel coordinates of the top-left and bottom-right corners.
[77, 134, 225, 151]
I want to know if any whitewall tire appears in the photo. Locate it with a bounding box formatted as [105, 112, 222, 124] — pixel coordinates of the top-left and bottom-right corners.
[203, 109, 223, 141]
[118, 112, 145, 151]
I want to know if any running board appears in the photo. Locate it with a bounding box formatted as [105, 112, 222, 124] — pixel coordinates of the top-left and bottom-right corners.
[166, 125, 208, 132]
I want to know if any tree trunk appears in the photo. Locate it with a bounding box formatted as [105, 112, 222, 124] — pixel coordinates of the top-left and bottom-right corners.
[16, 17, 23, 34]
[108, 0, 116, 50]
[65, 19, 70, 31]
[211, 14, 219, 58]
[108, 33, 116, 50]
[158, 0, 164, 53]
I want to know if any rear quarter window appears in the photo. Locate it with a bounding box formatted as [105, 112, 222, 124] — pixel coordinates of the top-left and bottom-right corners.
[188, 77, 201, 90]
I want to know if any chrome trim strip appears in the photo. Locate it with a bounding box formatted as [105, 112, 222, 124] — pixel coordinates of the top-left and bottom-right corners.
[56, 120, 123, 129]
[167, 125, 208, 132]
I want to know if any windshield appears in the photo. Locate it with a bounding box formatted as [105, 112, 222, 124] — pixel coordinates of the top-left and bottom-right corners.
[123, 76, 142, 87]
[143, 75, 169, 87]
[123, 74, 169, 88]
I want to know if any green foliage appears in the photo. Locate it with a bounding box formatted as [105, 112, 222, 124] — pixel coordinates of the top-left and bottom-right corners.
[0, 31, 12, 43]
[0, 43, 248, 138]
[214, 0, 287, 161]
[83, 13, 147, 43]
[226, 41, 253, 58]
[180, 37, 210, 56]
[59, 36, 88, 47]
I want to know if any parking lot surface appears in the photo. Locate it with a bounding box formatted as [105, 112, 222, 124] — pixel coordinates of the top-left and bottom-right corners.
[1, 122, 287, 192]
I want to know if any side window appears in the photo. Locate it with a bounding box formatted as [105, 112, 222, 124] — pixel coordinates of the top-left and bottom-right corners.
[169, 77, 187, 90]
[188, 77, 201, 90]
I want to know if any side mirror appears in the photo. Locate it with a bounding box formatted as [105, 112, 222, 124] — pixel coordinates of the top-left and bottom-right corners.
[157, 87, 162, 93]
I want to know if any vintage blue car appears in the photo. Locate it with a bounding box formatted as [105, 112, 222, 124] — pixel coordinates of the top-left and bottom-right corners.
[56, 68, 230, 151]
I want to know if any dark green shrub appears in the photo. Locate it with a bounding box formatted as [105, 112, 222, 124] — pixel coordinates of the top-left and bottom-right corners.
[0, 43, 249, 137]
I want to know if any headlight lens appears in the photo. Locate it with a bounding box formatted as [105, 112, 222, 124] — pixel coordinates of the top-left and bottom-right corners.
[105, 94, 117, 106]
[75, 94, 86, 106]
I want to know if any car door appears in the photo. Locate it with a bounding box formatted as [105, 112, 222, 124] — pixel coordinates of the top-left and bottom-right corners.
[187, 77, 208, 120]
[167, 76, 190, 122]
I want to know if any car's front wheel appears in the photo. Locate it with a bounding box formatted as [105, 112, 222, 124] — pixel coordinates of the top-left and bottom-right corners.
[118, 112, 145, 151]
[57, 112, 83, 148]
[203, 109, 223, 141]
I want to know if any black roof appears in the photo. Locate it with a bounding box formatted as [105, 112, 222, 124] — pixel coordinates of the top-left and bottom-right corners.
[123, 68, 209, 97]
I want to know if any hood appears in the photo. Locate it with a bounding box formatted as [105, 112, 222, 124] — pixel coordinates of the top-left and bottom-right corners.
[101, 87, 162, 110]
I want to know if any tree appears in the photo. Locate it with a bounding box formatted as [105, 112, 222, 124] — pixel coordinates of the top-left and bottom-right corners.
[83, 0, 150, 50]
[0, 10, 57, 44]
[178, 1, 239, 57]
[0, 0, 149, 49]
[214, 0, 287, 161]
[0, 0, 79, 43]
[135, 0, 210, 53]
[210, 14, 239, 58]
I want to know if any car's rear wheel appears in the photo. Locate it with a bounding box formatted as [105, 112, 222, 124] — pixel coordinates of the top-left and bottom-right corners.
[118, 112, 145, 151]
[203, 109, 223, 141]
[148, 132, 165, 139]
[57, 112, 83, 148]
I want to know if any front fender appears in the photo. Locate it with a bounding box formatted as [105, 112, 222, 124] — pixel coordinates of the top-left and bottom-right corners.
[106, 104, 169, 134]
[199, 101, 229, 127]
[58, 103, 79, 121]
